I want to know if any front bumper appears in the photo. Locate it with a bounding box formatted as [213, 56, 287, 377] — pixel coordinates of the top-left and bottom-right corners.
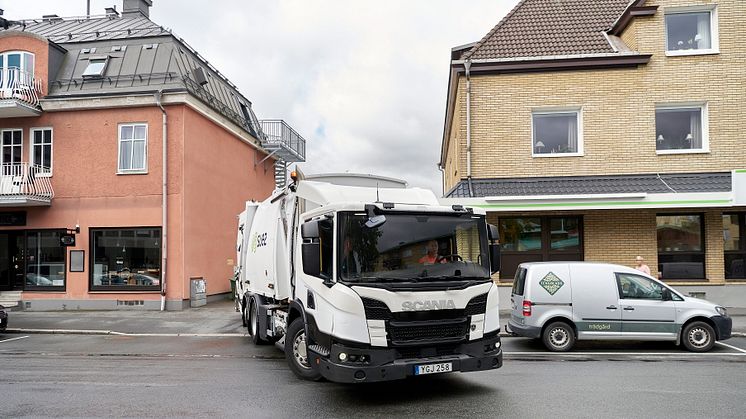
[310, 334, 503, 383]
[711, 315, 732, 341]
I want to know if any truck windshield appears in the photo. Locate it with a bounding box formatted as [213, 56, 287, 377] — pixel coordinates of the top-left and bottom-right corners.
[338, 212, 491, 283]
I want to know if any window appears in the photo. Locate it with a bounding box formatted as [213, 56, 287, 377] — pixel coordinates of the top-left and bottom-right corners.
[90, 228, 161, 291]
[0, 51, 34, 90]
[665, 7, 718, 55]
[25, 230, 66, 290]
[532, 110, 582, 156]
[512, 267, 527, 296]
[724, 213, 745, 280]
[82, 57, 108, 79]
[118, 124, 147, 173]
[657, 214, 705, 280]
[655, 105, 707, 153]
[616, 273, 683, 301]
[498, 216, 583, 279]
[1, 129, 22, 169]
[30, 128, 52, 175]
[318, 218, 333, 279]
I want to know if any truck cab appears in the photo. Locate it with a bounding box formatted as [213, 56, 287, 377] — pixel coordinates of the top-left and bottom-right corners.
[235, 174, 503, 382]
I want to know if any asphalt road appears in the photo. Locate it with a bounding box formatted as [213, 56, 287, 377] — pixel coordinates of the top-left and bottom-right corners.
[1, 334, 745, 418]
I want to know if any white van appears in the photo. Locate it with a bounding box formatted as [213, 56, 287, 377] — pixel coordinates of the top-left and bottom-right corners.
[507, 262, 732, 352]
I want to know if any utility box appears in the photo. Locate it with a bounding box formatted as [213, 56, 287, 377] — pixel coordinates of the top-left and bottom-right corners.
[190, 277, 206, 308]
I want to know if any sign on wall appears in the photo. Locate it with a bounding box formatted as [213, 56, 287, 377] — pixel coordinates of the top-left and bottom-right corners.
[0, 211, 26, 226]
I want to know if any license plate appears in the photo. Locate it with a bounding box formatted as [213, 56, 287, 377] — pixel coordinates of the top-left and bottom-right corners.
[415, 362, 453, 376]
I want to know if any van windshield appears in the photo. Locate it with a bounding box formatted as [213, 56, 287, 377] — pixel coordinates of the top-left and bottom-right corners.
[337, 212, 491, 284]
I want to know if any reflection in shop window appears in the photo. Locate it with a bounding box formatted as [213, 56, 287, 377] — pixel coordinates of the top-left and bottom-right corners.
[26, 230, 65, 288]
[550, 218, 581, 251]
[499, 218, 541, 251]
[657, 215, 705, 280]
[90, 228, 161, 290]
[724, 214, 745, 280]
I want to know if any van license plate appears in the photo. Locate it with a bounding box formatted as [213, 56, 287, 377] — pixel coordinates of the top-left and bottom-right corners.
[415, 362, 453, 375]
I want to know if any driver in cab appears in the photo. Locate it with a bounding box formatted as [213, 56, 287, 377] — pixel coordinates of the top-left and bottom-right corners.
[419, 240, 446, 265]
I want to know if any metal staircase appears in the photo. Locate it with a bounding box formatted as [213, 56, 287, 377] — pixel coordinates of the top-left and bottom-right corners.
[259, 120, 306, 189]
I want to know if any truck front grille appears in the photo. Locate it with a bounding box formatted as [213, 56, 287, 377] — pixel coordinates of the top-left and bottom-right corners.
[387, 318, 469, 346]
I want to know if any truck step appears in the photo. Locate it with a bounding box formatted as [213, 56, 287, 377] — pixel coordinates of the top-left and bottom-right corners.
[308, 344, 330, 357]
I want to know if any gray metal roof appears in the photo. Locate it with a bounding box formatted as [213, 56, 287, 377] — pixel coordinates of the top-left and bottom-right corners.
[3, 14, 263, 139]
[445, 173, 733, 198]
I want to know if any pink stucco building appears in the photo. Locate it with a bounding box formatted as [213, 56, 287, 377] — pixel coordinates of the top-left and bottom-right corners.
[0, 0, 305, 310]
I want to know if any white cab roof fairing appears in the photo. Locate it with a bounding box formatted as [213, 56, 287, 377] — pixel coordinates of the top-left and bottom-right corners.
[295, 180, 441, 208]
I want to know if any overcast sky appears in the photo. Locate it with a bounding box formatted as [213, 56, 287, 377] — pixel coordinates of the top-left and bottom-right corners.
[4, 0, 519, 194]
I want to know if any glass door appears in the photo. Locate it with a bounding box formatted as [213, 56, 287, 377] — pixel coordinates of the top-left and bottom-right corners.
[0, 231, 25, 290]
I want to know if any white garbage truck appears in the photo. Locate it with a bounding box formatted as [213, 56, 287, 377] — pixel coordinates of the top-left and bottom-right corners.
[235, 173, 502, 382]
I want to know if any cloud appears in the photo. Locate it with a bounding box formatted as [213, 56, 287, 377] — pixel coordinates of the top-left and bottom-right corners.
[8, 0, 519, 194]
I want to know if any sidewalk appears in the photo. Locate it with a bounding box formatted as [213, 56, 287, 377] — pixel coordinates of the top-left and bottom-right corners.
[3, 300, 745, 337]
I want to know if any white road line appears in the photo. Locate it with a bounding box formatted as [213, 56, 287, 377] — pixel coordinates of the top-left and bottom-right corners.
[0, 335, 29, 344]
[716, 341, 746, 354]
[503, 351, 746, 357]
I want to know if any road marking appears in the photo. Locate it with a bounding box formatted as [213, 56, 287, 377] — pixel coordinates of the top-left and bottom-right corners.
[716, 341, 746, 354]
[0, 335, 29, 344]
[503, 351, 746, 357]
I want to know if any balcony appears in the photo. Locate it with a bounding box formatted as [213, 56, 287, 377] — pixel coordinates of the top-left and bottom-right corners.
[259, 120, 306, 163]
[0, 68, 43, 118]
[0, 164, 54, 206]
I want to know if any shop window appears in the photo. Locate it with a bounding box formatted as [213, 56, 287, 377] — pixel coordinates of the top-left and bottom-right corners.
[118, 123, 148, 173]
[665, 7, 718, 55]
[532, 110, 582, 156]
[655, 105, 707, 153]
[724, 214, 745, 280]
[498, 216, 583, 280]
[25, 230, 66, 290]
[31, 128, 53, 175]
[657, 214, 705, 280]
[90, 228, 161, 291]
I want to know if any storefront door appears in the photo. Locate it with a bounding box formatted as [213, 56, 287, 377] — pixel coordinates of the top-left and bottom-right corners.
[0, 231, 25, 290]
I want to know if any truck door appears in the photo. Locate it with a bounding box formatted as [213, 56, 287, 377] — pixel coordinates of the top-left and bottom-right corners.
[570, 265, 621, 338]
[615, 273, 677, 339]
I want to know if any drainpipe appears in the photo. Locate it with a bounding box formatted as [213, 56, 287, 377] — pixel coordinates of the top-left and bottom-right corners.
[437, 163, 446, 197]
[464, 59, 474, 198]
[155, 91, 168, 311]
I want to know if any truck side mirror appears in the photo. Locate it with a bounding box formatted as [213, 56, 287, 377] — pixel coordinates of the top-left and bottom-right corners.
[489, 244, 501, 274]
[302, 241, 322, 277]
[488, 224, 499, 241]
[301, 221, 319, 239]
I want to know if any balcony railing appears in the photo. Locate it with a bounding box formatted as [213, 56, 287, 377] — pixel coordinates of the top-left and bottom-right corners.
[0, 68, 43, 111]
[0, 163, 54, 206]
[259, 120, 306, 163]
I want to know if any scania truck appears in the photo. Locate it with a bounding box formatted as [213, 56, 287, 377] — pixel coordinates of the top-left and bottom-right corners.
[235, 173, 502, 382]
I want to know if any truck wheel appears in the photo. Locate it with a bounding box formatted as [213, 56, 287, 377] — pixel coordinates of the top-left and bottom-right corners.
[285, 317, 322, 381]
[682, 321, 715, 352]
[241, 299, 248, 327]
[543, 322, 575, 352]
[249, 300, 268, 345]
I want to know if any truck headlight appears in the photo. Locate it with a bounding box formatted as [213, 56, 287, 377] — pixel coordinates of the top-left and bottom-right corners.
[715, 306, 728, 317]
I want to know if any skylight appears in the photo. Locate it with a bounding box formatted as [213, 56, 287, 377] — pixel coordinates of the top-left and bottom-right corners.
[82, 57, 109, 78]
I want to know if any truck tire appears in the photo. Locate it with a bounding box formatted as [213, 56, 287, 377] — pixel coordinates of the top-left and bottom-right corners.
[241, 298, 248, 327]
[682, 321, 716, 352]
[542, 321, 575, 352]
[249, 300, 269, 345]
[285, 317, 322, 381]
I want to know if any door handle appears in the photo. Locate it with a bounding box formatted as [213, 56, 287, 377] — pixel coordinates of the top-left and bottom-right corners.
[623, 307, 635, 311]
[606, 305, 617, 310]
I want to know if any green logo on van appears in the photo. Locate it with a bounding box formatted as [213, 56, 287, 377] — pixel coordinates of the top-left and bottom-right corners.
[539, 272, 564, 295]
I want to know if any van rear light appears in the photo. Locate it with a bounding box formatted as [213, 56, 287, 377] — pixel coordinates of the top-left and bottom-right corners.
[522, 300, 532, 317]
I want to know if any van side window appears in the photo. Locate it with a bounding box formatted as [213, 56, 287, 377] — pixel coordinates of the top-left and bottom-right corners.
[616, 273, 665, 300]
[512, 267, 527, 295]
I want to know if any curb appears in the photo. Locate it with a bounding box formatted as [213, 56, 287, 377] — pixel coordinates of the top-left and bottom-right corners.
[4, 328, 248, 337]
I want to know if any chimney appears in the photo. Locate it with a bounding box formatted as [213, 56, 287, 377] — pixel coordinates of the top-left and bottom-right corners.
[122, 0, 152, 18]
[105, 6, 119, 17]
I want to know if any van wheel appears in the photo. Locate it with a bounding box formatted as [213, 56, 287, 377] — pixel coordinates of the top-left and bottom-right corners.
[682, 321, 715, 352]
[285, 317, 322, 381]
[543, 322, 575, 352]
[248, 300, 268, 345]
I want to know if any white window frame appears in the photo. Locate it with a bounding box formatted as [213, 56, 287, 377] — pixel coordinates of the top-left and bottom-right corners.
[664, 5, 719, 57]
[655, 102, 709, 155]
[0, 128, 23, 166]
[81, 56, 109, 79]
[531, 107, 584, 158]
[117, 123, 148, 174]
[30, 127, 53, 177]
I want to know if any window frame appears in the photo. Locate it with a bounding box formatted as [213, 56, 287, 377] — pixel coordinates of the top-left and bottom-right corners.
[655, 103, 709, 155]
[29, 127, 53, 177]
[723, 212, 746, 281]
[81, 56, 109, 79]
[615, 272, 683, 301]
[23, 228, 68, 292]
[531, 108, 584, 158]
[89, 226, 163, 292]
[0, 128, 23, 167]
[656, 213, 706, 281]
[117, 123, 148, 174]
[664, 5, 719, 57]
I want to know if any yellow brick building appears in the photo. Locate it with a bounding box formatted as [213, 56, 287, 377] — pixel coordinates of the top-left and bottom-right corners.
[440, 0, 746, 306]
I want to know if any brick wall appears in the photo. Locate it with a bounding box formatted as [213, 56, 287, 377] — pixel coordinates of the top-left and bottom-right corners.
[443, 0, 746, 192]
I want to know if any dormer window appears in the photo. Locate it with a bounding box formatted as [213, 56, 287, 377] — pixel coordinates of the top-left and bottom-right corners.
[0, 51, 35, 88]
[665, 6, 718, 56]
[82, 57, 109, 79]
